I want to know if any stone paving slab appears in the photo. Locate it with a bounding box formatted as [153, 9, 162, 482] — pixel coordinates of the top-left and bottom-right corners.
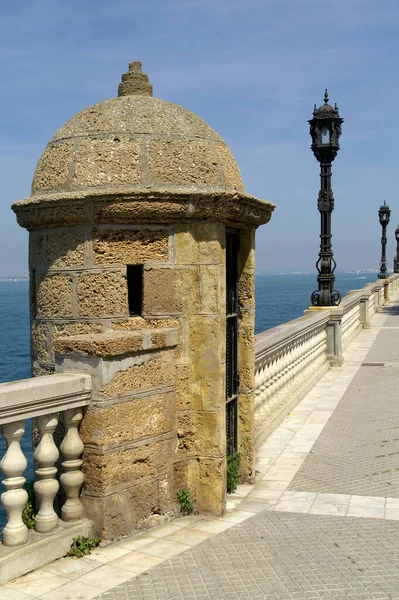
[289, 320, 399, 497]
[95, 512, 399, 600]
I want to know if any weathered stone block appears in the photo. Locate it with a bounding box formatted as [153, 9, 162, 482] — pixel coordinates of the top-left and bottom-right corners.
[36, 274, 73, 317]
[143, 267, 199, 315]
[29, 234, 44, 270]
[31, 322, 49, 363]
[158, 474, 175, 514]
[177, 410, 223, 457]
[148, 139, 222, 186]
[176, 412, 196, 455]
[51, 322, 104, 362]
[54, 322, 104, 338]
[81, 492, 134, 540]
[239, 309, 255, 331]
[55, 330, 177, 359]
[18, 201, 88, 230]
[188, 316, 224, 377]
[198, 411, 224, 456]
[77, 271, 127, 317]
[199, 374, 225, 411]
[32, 140, 73, 193]
[238, 228, 256, 271]
[73, 137, 141, 187]
[132, 479, 165, 527]
[238, 269, 255, 309]
[83, 438, 174, 493]
[238, 318, 255, 389]
[93, 228, 169, 265]
[174, 222, 225, 265]
[56, 330, 144, 357]
[175, 365, 190, 411]
[85, 474, 175, 538]
[238, 392, 255, 428]
[199, 265, 223, 314]
[173, 459, 198, 496]
[102, 350, 175, 396]
[149, 328, 179, 349]
[238, 340, 255, 389]
[80, 392, 174, 446]
[112, 316, 180, 331]
[238, 392, 255, 480]
[198, 411, 225, 454]
[47, 228, 85, 268]
[196, 458, 225, 515]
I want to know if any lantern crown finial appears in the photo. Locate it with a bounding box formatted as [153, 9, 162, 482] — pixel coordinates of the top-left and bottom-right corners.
[312, 90, 340, 118]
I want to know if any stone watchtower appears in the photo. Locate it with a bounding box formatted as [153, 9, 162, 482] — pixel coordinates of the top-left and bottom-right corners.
[12, 62, 274, 539]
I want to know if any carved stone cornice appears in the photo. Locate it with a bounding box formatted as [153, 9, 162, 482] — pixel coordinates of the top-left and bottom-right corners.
[12, 188, 275, 230]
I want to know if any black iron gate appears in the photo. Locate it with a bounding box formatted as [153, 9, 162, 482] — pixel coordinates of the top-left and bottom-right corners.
[226, 228, 239, 457]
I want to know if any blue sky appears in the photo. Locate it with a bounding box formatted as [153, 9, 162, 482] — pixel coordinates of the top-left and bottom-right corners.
[1, 0, 398, 274]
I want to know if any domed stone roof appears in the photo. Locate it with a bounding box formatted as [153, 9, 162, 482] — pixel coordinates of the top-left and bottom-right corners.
[31, 62, 244, 196]
[14, 62, 275, 230]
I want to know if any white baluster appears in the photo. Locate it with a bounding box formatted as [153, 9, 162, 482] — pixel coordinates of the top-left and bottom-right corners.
[34, 413, 59, 533]
[60, 408, 85, 522]
[0, 421, 28, 546]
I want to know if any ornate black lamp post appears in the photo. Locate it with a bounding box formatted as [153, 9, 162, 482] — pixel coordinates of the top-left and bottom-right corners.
[378, 201, 391, 279]
[309, 90, 344, 306]
[394, 226, 399, 274]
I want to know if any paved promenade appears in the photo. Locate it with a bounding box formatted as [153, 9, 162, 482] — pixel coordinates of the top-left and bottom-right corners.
[3, 299, 399, 599]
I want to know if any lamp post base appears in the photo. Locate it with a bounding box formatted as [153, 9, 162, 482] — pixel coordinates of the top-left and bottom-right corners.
[311, 289, 342, 307]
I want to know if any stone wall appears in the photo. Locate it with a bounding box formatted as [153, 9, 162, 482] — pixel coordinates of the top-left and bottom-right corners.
[55, 329, 178, 538]
[30, 224, 171, 376]
[29, 220, 258, 538]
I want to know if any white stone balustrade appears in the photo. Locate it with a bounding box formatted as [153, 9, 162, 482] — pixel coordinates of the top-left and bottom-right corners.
[254, 311, 330, 446]
[34, 413, 60, 534]
[0, 421, 28, 546]
[340, 292, 363, 351]
[0, 373, 91, 548]
[254, 275, 399, 447]
[60, 407, 85, 522]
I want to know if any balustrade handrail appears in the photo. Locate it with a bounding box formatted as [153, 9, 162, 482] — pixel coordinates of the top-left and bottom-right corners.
[0, 373, 92, 550]
[0, 373, 92, 425]
[255, 310, 330, 361]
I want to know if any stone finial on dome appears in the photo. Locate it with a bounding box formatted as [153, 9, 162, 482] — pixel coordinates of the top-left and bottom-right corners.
[118, 61, 153, 97]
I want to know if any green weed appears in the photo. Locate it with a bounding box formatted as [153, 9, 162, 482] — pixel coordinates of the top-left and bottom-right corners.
[67, 536, 101, 558]
[176, 489, 195, 515]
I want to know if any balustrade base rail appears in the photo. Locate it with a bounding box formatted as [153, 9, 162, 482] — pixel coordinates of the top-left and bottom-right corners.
[0, 518, 92, 584]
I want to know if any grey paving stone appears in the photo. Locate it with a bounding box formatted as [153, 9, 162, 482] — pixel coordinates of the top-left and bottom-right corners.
[289, 324, 399, 497]
[94, 512, 399, 599]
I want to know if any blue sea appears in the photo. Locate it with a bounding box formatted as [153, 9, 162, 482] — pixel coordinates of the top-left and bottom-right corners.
[0, 272, 379, 528]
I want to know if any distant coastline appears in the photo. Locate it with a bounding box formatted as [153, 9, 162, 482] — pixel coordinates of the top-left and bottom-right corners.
[0, 271, 382, 281]
[255, 269, 380, 276]
[0, 276, 29, 282]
